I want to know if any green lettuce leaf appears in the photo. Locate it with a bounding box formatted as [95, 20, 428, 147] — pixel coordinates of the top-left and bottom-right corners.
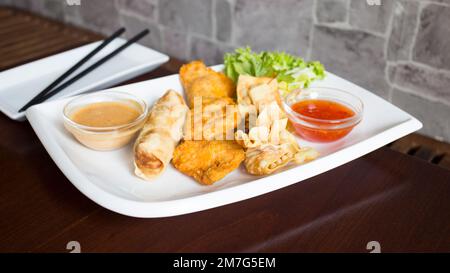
[224, 47, 325, 95]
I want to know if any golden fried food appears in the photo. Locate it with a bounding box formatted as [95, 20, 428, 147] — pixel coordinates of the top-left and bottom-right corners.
[236, 75, 282, 110]
[174, 61, 243, 185]
[172, 140, 245, 185]
[184, 97, 240, 141]
[134, 90, 188, 180]
[179, 61, 235, 107]
[245, 145, 318, 175]
[235, 100, 319, 175]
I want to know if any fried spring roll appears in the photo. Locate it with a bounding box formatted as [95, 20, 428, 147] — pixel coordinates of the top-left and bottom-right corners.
[134, 90, 188, 180]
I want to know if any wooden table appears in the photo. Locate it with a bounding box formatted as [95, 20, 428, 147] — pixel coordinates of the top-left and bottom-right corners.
[1, 7, 450, 253]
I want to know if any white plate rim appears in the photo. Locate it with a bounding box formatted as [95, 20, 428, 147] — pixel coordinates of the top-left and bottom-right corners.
[26, 69, 422, 218]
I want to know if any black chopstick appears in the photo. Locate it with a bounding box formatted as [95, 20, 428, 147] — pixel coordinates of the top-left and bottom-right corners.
[25, 29, 150, 109]
[19, 27, 126, 112]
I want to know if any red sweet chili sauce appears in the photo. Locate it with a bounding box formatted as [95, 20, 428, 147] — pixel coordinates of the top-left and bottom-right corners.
[290, 99, 357, 142]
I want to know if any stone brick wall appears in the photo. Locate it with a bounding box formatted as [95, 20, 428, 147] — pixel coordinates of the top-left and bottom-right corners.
[2, 0, 450, 142]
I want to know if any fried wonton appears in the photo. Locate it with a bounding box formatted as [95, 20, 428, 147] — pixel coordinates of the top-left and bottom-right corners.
[236, 75, 282, 111]
[235, 102, 318, 175]
[245, 144, 318, 175]
[235, 102, 293, 148]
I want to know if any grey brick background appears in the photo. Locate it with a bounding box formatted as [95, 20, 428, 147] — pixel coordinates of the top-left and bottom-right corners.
[1, 0, 449, 142]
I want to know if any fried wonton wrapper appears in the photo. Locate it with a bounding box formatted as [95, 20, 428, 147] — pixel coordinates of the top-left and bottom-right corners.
[235, 102, 294, 148]
[236, 75, 288, 133]
[236, 75, 282, 111]
[245, 144, 318, 175]
[172, 140, 245, 185]
[179, 61, 235, 107]
[134, 90, 188, 180]
[235, 102, 318, 175]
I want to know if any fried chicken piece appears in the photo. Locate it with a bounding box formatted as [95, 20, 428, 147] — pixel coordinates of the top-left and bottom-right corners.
[184, 97, 241, 141]
[172, 140, 245, 185]
[174, 61, 243, 185]
[179, 61, 235, 107]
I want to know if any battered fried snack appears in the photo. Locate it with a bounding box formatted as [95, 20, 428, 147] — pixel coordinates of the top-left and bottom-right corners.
[134, 90, 188, 180]
[172, 140, 245, 185]
[174, 61, 244, 185]
[184, 97, 240, 141]
[235, 100, 319, 175]
[236, 75, 286, 132]
[245, 144, 318, 175]
[179, 61, 235, 107]
[236, 75, 282, 111]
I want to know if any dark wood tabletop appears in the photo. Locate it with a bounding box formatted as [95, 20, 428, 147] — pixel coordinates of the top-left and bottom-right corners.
[1, 7, 450, 253]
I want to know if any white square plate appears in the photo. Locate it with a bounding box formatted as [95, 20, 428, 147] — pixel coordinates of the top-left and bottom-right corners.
[26, 66, 422, 218]
[0, 38, 169, 120]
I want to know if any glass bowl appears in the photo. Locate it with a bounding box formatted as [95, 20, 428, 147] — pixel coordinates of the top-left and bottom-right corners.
[283, 87, 364, 143]
[63, 91, 148, 151]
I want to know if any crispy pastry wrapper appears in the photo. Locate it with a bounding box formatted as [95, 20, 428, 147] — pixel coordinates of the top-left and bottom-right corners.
[237, 75, 281, 110]
[134, 90, 188, 180]
[235, 101, 319, 175]
[236, 75, 287, 132]
[235, 102, 293, 147]
[245, 144, 319, 175]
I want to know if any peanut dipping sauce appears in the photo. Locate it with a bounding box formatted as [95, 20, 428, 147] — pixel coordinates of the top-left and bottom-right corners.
[70, 101, 142, 127]
[64, 97, 147, 151]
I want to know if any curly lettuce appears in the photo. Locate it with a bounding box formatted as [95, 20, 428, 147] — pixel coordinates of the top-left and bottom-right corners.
[224, 47, 325, 95]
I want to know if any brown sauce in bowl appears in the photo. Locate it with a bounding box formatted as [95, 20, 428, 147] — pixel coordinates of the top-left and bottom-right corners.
[70, 102, 141, 128]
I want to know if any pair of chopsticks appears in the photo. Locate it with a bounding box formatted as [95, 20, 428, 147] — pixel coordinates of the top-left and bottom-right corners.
[19, 28, 150, 112]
